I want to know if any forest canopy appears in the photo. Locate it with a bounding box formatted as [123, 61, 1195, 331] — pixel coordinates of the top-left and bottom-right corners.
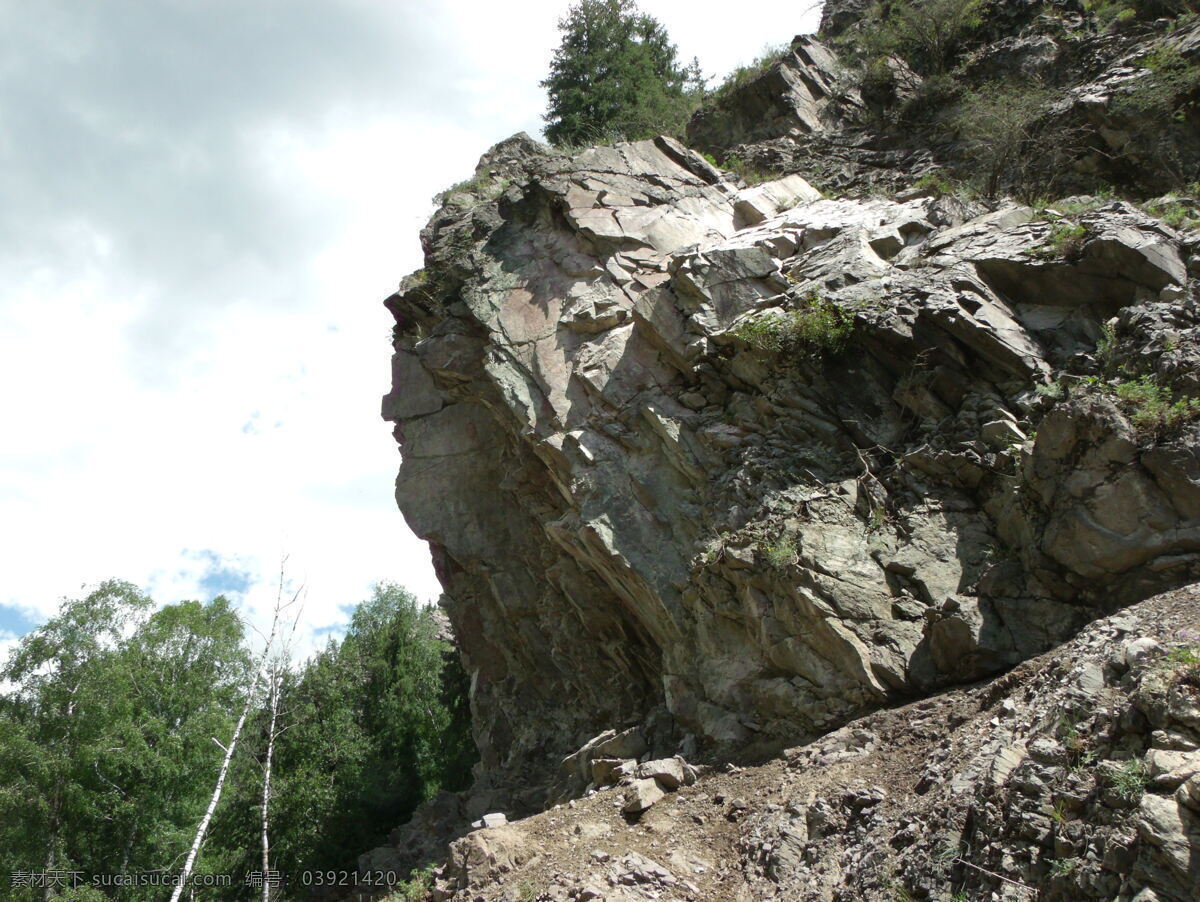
[0, 580, 474, 901]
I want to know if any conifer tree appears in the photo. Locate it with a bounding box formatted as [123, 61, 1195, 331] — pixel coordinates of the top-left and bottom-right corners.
[541, 0, 703, 147]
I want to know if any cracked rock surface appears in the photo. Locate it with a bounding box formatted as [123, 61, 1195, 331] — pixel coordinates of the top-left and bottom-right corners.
[382, 130, 1200, 812]
[365, 4, 1200, 897]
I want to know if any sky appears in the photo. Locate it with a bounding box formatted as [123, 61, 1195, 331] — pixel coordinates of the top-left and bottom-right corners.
[0, 0, 823, 662]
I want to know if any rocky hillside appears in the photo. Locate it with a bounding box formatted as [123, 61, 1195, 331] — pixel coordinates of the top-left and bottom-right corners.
[375, 1, 1200, 898]
[692, 0, 1200, 199]
[428, 587, 1200, 902]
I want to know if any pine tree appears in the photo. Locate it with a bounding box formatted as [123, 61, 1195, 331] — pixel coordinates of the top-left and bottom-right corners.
[541, 0, 703, 147]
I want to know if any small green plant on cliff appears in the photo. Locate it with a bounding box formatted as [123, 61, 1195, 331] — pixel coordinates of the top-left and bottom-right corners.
[1033, 223, 1089, 262]
[849, 0, 983, 75]
[384, 865, 434, 901]
[710, 43, 789, 104]
[1110, 376, 1200, 438]
[1084, 0, 1138, 28]
[724, 154, 784, 186]
[1157, 201, 1200, 231]
[734, 312, 789, 352]
[1057, 711, 1097, 771]
[1165, 643, 1200, 668]
[1106, 758, 1152, 803]
[1047, 797, 1073, 826]
[908, 170, 970, 198]
[866, 502, 890, 534]
[1048, 856, 1081, 877]
[1118, 45, 1200, 121]
[1161, 639, 1200, 689]
[1035, 379, 1069, 402]
[1095, 322, 1119, 372]
[1088, 0, 1200, 28]
[1049, 189, 1117, 218]
[884, 877, 916, 902]
[761, 540, 796, 569]
[734, 290, 853, 360]
[434, 172, 511, 207]
[912, 171, 952, 194]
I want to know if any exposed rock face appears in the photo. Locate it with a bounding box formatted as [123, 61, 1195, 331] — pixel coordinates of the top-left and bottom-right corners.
[686, 36, 860, 157]
[423, 588, 1200, 902]
[818, 0, 873, 39]
[699, 6, 1200, 199]
[383, 129, 1200, 809]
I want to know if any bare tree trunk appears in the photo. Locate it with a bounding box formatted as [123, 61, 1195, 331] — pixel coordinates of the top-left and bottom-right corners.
[120, 823, 136, 874]
[44, 688, 80, 901]
[169, 565, 301, 902]
[260, 668, 281, 902]
[167, 682, 259, 902]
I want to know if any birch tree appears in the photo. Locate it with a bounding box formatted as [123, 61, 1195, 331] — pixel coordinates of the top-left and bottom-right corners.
[167, 575, 300, 902]
[259, 667, 282, 902]
[256, 592, 302, 902]
[0, 582, 151, 900]
[219, 583, 478, 879]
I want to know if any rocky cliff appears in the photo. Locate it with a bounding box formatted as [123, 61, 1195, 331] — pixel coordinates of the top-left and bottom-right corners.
[377, 2, 1200, 898]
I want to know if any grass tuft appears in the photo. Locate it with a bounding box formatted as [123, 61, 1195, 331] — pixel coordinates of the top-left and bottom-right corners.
[734, 290, 853, 359]
[1033, 223, 1089, 262]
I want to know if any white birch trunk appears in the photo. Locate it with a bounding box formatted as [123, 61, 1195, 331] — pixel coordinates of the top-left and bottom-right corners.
[169, 578, 297, 902]
[167, 676, 259, 902]
[260, 669, 281, 902]
[168, 562, 301, 901]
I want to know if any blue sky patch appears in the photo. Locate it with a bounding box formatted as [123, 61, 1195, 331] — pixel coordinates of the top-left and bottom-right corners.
[0, 602, 40, 639]
[183, 549, 255, 598]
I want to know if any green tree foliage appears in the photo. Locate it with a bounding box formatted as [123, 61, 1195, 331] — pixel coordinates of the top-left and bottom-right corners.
[850, 0, 983, 75]
[0, 580, 474, 900]
[207, 583, 476, 887]
[1085, 0, 1200, 26]
[953, 80, 1053, 199]
[110, 598, 250, 893]
[0, 583, 247, 901]
[541, 0, 703, 147]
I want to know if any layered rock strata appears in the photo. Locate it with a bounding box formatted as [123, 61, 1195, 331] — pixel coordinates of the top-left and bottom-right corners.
[383, 131, 1200, 808]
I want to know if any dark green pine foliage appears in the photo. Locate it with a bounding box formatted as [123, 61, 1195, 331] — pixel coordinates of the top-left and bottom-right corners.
[541, 0, 704, 147]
